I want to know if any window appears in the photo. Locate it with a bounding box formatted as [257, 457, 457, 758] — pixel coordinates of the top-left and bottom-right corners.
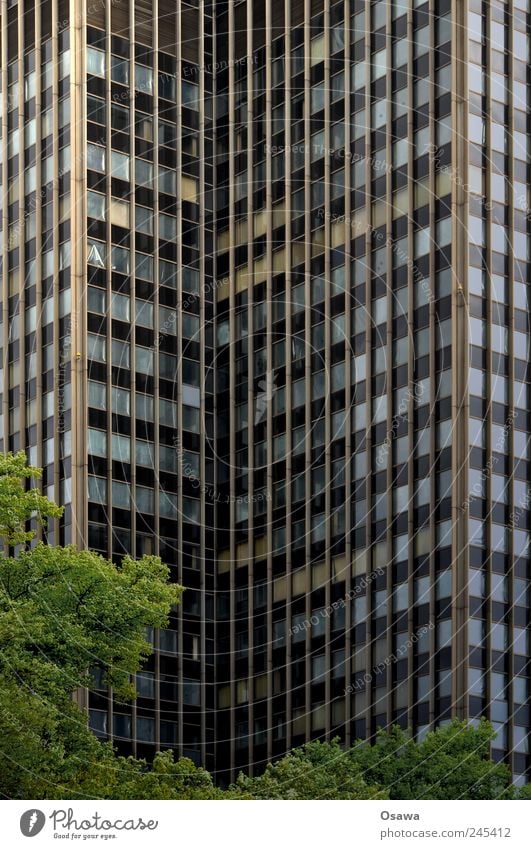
[136, 206, 153, 235]
[111, 245, 130, 274]
[136, 393, 154, 421]
[312, 654, 326, 683]
[136, 159, 153, 188]
[87, 47, 105, 77]
[160, 721, 178, 745]
[136, 672, 155, 698]
[111, 103, 129, 132]
[311, 34, 325, 64]
[25, 118, 36, 147]
[87, 334, 106, 363]
[159, 492, 177, 519]
[87, 144, 105, 173]
[291, 613, 306, 642]
[135, 64, 153, 94]
[311, 82, 325, 113]
[160, 306, 177, 335]
[89, 710, 107, 735]
[113, 714, 131, 738]
[160, 260, 177, 287]
[136, 254, 153, 281]
[182, 267, 199, 293]
[136, 486, 154, 514]
[112, 433, 130, 463]
[136, 300, 153, 328]
[136, 441, 154, 467]
[159, 213, 176, 242]
[135, 113, 153, 141]
[183, 405, 200, 432]
[159, 168, 176, 195]
[136, 716, 155, 742]
[110, 199, 129, 228]
[136, 347, 154, 375]
[160, 353, 177, 380]
[24, 70, 36, 101]
[183, 497, 200, 524]
[59, 242, 71, 271]
[111, 55, 128, 85]
[372, 48, 387, 80]
[88, 429, 107, 457]
[111, 386, 130, 415]
[87, 239, 106, 268]
[159, 72, 176, 100]
[110, 151, 130, 181]
[182, 81, 199, 110]
[160, 629, 177, 654]
[88, 475, 107, 504]
[183, 679, 201, 705]
[112, 481, 130, 509]
[87, 191, 105, 221]
[160, 399, 177, 427]
[159, 121, 176, 148]
[111, 339, 130, 368]
[183, 360, 200, 386]
[160, 445, 177, 473]
[88, 381, 106, 409]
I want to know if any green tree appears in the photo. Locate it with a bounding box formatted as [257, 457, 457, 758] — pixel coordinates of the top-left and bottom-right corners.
[232, 722, 517, 801]
[233, 739, 385, 799]
[0, 456, 519, 801]
[0, 452, 242, 799]
[515, 783, 531, 800]
[0, 451, 63, 544]
[347, 719, 513, 800]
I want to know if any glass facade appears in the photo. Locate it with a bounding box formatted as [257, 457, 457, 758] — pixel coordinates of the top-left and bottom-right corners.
[83, 4, 216, 768]
[0, 0, 530, 783]
[0, 0, 215, 770]
[465, 0, 531, 785]
[213, 0, 531, 784]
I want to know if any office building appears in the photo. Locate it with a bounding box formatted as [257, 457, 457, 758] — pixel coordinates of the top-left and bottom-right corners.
[0, 0, 217, 769]
[0, 0, 530, 783]
[214, 0, 531, 783]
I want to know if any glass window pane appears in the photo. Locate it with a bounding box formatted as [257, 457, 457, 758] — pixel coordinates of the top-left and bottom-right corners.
[87, 191, 106, 221]
[136, 300, 154, 328]
[111, 245, 130, 273]
[110, 151, 130, 181]
[87, 47, 105, 77]
[182, 81, 199, 109]
[135, 64, 153, 94]
[136, 206, 153, 235]
[87, 144, 105, 172]
[88, 381, 107, 409]
[111, 56, 129, 84]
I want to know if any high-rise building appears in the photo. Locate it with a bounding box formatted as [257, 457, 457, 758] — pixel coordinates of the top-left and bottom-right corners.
[0, 0, 217, 770]
[213, 0, 531, 785]
[1, 0, 531, 784]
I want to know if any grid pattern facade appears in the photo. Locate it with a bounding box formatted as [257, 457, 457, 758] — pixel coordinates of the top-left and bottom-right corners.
[82, 2, 216, 766]
[213, 0, 531, 785]
[0, 0, 217, 770]
[0, 0, 530, 785]
[464, 0, 531, 779]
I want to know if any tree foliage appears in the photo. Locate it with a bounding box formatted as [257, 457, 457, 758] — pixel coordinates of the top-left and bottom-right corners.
[0, 453, 236, 799]
[0, 454, 524, 800]
[0, 451, 63, 545]
[233, 722, 516, 801]
[233, 739, 385, 799]
[347, 719, 513, 800]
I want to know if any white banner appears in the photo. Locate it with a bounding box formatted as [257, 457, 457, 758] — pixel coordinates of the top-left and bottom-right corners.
[3, 800, 528, 848]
